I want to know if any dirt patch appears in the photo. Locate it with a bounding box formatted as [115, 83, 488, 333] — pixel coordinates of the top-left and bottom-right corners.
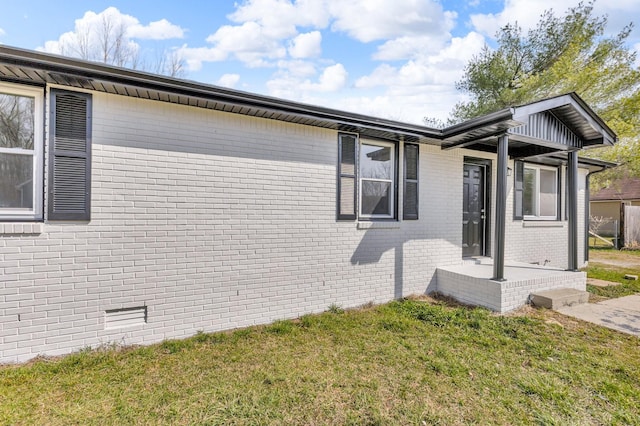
[589, 250, 640, 269]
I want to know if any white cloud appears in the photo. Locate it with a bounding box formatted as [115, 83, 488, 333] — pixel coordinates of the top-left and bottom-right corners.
[266, 62, 347, 99]
[288, 31, 322, 58]
[471, 0, 575, 37]
[39, 7, 185, 67]
[374, 36, 443, 61]
[128, 18, 185, 40]
[0, 28, 5, 36]
[302, 63, 347, 91]
[471, 0, 640, 39]
[276, 59, 317, 77]
[357, 32, 485, 88]
[229, 0, 330, 36]
[327, 0, 455, 43]
[186, 0, 460, 69]
[216, 73, 241, 88]
[201, 21, 287, 67]
[351, 32, 485, 123]
[178, 46, 228, 71]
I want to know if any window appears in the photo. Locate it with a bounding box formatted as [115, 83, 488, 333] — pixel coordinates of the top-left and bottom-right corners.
[514, 161, 559, 220]
[0, 83, 44, 220]
[359, 140, 395, 218]
[337, 134, 416, 221]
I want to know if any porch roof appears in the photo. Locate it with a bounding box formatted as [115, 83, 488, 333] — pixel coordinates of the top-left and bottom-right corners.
[441, 93, 616, 158]
[0, 45, 617, 155]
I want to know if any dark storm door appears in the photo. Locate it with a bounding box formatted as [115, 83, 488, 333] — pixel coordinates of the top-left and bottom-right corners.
[462, 163, 486, 257]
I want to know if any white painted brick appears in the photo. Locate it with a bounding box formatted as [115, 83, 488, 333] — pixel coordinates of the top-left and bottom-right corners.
[0, 91, 592, 363]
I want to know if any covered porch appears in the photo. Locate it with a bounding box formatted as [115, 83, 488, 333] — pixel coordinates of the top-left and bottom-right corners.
[436, 93, 616, 312]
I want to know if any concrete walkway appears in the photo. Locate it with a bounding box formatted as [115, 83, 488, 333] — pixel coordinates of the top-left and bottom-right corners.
[557, 295, 640, 336]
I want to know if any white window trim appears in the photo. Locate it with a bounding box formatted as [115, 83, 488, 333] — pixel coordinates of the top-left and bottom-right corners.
[0, 82, 44, 221]
[358, 139, 395, 220]
[523, 164, 558, 221]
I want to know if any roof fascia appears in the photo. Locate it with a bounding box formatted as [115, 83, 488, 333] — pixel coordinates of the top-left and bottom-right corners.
[0, 45, 443, 141]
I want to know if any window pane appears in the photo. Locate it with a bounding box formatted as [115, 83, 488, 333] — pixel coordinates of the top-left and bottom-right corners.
[360, 144, 391, 179]
[539, 169, 557, 217]
[0, 93, 35, 149]
[361, 180, 391, 216]
[523, 168, 536, 216]
[0, 153, 33, 208]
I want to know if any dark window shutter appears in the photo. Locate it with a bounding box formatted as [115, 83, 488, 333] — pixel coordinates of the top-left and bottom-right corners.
[403, 143, 419, 220]
[513, 160, 524, 220]
[48, 90, 92, 221]
[337, 133, 357, 220]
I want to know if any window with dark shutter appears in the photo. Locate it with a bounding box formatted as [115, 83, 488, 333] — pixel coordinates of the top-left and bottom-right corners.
[403, 143, 419, 220]
[337, 133, 357, 220]
[48, 90, 92, 221]
[513, 160, 524, 220]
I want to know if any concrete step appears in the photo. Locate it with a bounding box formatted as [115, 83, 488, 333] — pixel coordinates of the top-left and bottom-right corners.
[530, 288, 590, 310]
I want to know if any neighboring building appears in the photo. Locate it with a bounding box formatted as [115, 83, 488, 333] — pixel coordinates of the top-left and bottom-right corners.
[0, 46, 616, 363]
[590, 178, 640, 236]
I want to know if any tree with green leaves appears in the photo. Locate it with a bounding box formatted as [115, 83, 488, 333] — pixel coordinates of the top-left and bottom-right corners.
[446, 1, 640, 182]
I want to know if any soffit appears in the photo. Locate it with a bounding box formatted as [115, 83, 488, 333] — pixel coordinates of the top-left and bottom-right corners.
[0, 47, 442, 145]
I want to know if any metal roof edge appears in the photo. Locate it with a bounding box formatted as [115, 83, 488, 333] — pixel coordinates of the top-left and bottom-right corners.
[0, 45, 443, 140]
[440, 107, 516, 140]
[512, 92, 617, 145]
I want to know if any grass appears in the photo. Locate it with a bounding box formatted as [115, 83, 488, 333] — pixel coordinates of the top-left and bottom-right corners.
[585, 248, 640, 298]
[1, 298, 639, 425]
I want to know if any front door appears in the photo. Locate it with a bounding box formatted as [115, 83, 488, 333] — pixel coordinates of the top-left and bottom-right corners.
[462, 163, 486, 257]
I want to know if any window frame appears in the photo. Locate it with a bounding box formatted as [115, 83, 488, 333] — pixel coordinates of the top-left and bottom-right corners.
[523, 163, 560, 221]
[0, 82, 44, 221]
[358, 139, 396, 220]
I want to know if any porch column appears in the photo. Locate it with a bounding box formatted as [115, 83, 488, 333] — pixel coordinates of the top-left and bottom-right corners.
[492, 134, 508, 281]
[567, 150, 579, 271]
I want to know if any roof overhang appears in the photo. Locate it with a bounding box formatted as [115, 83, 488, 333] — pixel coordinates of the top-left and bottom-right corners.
[0, 45, 443, 145]
[0, 45, 618, 154]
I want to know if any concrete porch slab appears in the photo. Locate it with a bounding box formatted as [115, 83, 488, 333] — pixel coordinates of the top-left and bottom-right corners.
[436, 261, 586, 313]
[530, 288, 590, 309]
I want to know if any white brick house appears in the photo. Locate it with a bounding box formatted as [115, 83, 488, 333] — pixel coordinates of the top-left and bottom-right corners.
[0, 46, 616, 362]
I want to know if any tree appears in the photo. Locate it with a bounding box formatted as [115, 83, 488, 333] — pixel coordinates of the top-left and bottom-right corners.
[55, 9, 185, 78]
[449, 2, 640, 183]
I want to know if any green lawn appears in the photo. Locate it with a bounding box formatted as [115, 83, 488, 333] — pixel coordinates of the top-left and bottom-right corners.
[1, 298, 639, 425]
[585, 248, 640, 298]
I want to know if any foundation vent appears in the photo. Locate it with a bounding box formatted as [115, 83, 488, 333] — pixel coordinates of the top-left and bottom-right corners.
[105, 306, 147, 329]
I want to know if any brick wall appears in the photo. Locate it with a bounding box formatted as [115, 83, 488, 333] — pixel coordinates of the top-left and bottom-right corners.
[1, 90, 465, 362]
[0, 88, 592, 362]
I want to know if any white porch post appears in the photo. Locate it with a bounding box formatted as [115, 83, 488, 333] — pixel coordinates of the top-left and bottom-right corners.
[567, 150, 579, 271]
[492, 134, 508, 281]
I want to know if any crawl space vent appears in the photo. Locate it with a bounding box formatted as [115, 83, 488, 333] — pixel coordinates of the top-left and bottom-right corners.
[105, 306, 147, 329]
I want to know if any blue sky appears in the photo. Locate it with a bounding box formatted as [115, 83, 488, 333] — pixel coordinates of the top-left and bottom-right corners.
[1, 1, 638, 124]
